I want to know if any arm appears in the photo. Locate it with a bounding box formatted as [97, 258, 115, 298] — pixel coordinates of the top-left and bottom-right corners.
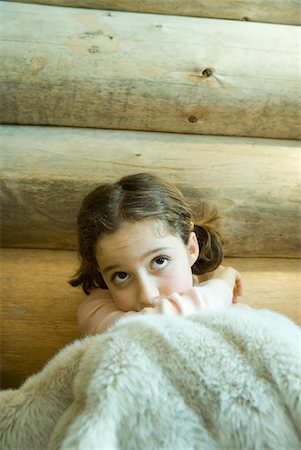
[77, 289, 136, 335]
[153, 278, 233, 316]
[78, 266, 243, 335]
[211, 265, 243, 303]
[150, 266, 244, 316]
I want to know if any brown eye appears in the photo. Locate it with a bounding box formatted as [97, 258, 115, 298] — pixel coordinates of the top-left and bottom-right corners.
[112, 272, 129, 284]
[156, 257, 166, 265]
[151, 256, 169, 270]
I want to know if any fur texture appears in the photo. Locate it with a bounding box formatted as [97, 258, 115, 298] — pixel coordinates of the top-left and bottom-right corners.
[0, 308, 300, 450]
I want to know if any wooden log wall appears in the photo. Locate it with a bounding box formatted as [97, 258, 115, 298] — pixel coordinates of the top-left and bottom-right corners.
[6, 0, 301, 25]
[1, 125, 300, 257]
[2, 249, 300, 389]
[1, 1, 301, 139]
[1, 0, 300, 389]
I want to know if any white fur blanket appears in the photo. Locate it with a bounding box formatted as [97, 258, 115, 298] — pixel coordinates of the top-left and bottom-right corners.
[1, 308, 300, 450]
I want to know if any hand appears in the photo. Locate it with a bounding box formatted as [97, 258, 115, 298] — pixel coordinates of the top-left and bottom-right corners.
[142, 294, 198, 316]
[142, 265, 244, 316]
[211, 265, 243, 303]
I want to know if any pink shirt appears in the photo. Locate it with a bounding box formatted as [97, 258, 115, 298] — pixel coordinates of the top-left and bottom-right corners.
[77, 279, 233, 336]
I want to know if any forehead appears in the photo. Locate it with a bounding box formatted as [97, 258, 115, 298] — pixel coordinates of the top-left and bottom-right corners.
[95, 220, 183, 268]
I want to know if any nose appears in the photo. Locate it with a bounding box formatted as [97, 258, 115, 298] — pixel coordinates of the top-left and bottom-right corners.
[137, 275, 160, 308]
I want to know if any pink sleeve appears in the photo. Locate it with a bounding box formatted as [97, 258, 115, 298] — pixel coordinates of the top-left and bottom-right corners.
[160, 279, 233, 315]
[77, 289, 136, 336]
[78, 279, 236, 335]
[189, 278, 233, 309]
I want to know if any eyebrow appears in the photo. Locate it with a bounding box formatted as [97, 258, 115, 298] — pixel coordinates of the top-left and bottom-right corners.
[101, 247, 172, 274]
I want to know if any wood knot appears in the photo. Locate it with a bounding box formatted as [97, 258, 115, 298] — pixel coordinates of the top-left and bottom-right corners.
[88, 46, 100, 54]
[202, 68, 213, 78]
[188, 115, 198, 123]
[31, 56, 47, 72]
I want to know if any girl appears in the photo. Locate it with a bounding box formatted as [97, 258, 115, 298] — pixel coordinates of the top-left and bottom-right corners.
[70, 172, 244, 335]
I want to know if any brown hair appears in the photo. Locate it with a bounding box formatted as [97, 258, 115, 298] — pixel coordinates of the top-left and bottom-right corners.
[70, 172, 223, 294]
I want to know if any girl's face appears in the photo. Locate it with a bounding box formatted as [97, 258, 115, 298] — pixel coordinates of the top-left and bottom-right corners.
[95, 220, 199, 312]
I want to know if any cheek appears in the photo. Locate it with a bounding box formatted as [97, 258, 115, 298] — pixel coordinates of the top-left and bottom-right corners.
[163, 264, 193, 294]
[111, 289, 136, 312]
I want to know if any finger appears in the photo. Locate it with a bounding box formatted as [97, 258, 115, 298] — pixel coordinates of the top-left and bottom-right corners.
[235, 275, 243, 297]
[172, 295, 196, 315]
[160, 299, 178, 316]
[164, 293, 197, 315]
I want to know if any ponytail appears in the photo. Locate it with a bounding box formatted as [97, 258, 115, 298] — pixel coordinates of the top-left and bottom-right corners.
[192, 209, 223, 275]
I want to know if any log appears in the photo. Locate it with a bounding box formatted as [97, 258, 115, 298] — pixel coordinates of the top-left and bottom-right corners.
[0, 249, 82, 390]
[1, 248, 300, 389]
[1, 2, 300, 140]
[1, 125, 300, 258]
[6, 0, 301, 25]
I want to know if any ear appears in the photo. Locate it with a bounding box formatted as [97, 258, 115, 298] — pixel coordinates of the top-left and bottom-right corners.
[187, 232, 199, 267]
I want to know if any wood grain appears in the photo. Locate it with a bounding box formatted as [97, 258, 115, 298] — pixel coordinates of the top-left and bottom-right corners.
[1, 125, 300, 257]
[1, 2, 300, 139]
[6, 0, 301, 25]
[1, 248, 300, 389]
[0, 249, 82, 389]
[227, 257, 301, 324]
